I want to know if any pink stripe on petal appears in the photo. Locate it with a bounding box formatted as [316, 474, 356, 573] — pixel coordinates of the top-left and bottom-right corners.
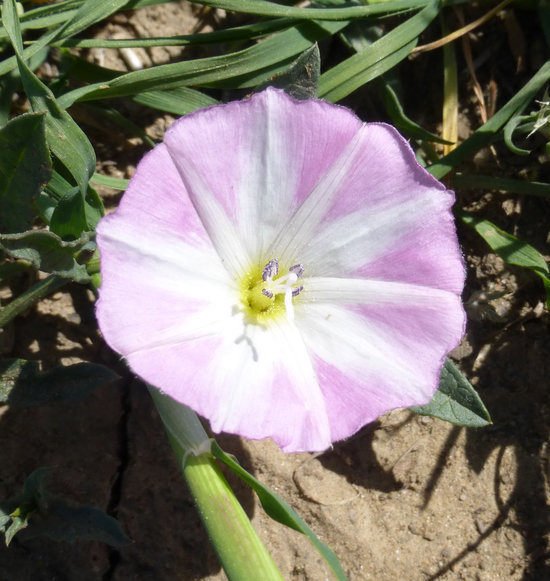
[313, 354, 434, 442]
[299, 295, 464, 442]
[321, 123, 448, 223]
[356, 223, 465, 293]
[124, 319, 331, 453]
[96, 225, 234, 356]
[164, 88, 362, 258]
[111, 143, 211, 248]
[347, 300, 465, 370]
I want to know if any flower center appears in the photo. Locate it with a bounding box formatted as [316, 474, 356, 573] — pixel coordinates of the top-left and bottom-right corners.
[241, 258, 304, 324]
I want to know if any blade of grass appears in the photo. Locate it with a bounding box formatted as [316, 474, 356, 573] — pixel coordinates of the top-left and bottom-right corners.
[0, 275, 68, 329]
[381, 81, 452, 144]
[1, 0, 80, 35]
[55, 18, 294, 48]
[453, 173, 550, 198]
[90, 174, 129, 191]
[0, 27, 60, 77]
[318, 0, 440, 102]
[133, 87, 219, 116]
[0, 0, 128, 74]
[54, 0, 138, 40]
[459, 210, 550, 309]
[191, 0, 429, 19]
[57, 20, 350, 106]
[441, 16, 458, 156]
[429, 59, 550, 179]
[412, 0, 513, 54]
[2, 0, 96, 196]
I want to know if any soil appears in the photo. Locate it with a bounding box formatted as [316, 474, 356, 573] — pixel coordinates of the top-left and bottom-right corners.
[1, 3, 549, 580]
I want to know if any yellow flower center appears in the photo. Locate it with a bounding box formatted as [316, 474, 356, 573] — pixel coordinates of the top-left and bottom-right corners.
[240, 259, 304, 325]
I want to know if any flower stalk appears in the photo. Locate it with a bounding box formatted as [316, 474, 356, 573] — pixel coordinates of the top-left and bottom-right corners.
[148, 387, 284, 581]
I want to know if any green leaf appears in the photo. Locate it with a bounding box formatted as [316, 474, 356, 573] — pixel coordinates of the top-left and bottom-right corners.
[211, 441, 348, 581]
[2, 0, 96, 196]
[381, 81, 452, 144]
[83, 184, 104, 230]
[453, 173, 550, 198]
[429, 59, 550, 179]
[21, 466, 51, 509]
[318, 0, 440, 102]
[0, 467, 130, 547]
[459, 211, 550, 309]
[38, 169, 104, 233]
[50, 187, 88, 239]
[58, 20, 350, 106]
[133, 86, 219, 116]
[0, 261, 30, 283]
[54, 0, 130, 41]
[191, 0, 428, 19]
[1, 467, 51, 546]
[261, 43, 320, 100]
[0, 358, 119, 406]
[0, 112, 51, 233]
[18, 500, 130, 546]
[90, 173, 129, 191]
[4, 514, 29, 545]
[0, 230, 93, 283]
[410, 359, 491, 427]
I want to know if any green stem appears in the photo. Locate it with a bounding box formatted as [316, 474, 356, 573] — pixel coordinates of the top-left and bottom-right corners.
[0, 274, 68, 328]
[183, 453, 285, 581]
[148, 387, 284, 581]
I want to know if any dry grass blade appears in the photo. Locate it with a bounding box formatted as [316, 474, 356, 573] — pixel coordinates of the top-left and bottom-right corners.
[412, 0, 514, 54]
[442, 19, 458, 156]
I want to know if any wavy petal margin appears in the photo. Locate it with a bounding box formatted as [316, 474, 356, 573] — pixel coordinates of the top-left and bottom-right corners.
[96, 88, 466, 452]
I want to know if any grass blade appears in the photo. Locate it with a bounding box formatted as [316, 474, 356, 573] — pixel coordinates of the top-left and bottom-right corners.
[319, 0, 440, 102]
[459, 210, 550, 309]
[133, 87, 219, 116]
[56, 18, 294, 48]
[211, 441, 349, 581]
[192, 0, 429, 19]
[58, 20, 349, 106]
[2, 0, 96, 196]
[454, 174, 550, 198]
[429, 59, 550, 179]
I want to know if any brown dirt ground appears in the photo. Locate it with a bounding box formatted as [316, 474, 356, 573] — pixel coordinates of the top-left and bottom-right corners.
[1, 2, 550, 580]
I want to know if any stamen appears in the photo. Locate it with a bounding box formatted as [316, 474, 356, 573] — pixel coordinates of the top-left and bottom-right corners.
[251, 259, 305, 323]
[289, 264, 304, 277]
[262, 258, 279, 281]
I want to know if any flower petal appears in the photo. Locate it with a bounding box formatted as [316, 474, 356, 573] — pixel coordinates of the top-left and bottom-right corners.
[296, 277, 465, 441]
[96, 89, 466, 454]
[163, 87, 362, 262]
[125, 315, 332, 453]
[273, 123, 464, 294]
[96, 143, 236, 355]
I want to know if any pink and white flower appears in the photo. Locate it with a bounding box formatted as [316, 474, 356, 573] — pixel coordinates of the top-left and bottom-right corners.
[96, 88, 465, 453]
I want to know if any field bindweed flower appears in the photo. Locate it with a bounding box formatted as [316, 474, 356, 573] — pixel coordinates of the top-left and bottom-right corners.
[96, 88, 465, 453]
